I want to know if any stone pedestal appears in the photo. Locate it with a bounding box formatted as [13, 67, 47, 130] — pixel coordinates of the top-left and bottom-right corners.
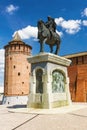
[27, 53, 71, 109]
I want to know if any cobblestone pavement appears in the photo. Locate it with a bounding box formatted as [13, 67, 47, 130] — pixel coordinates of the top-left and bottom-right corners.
[0, 103, 87, 130]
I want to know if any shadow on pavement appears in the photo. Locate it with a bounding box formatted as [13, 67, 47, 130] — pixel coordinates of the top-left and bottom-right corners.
[7, 104, 27, 109]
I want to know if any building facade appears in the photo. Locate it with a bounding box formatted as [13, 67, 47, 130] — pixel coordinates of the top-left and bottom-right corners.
[3, 32, 32, 105]
[64, 52, 87, 102]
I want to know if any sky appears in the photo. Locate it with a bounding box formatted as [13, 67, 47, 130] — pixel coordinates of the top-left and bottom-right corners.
[0, 0, 87, 86]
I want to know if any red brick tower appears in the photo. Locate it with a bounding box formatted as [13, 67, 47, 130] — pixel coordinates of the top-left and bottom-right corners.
[3, 32, 32, 105]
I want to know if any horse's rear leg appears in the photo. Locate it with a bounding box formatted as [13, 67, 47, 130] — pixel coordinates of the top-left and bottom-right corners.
[40, 43, 44, 52]
[55, 42, 60, 55]
[50, 45, 53, 53]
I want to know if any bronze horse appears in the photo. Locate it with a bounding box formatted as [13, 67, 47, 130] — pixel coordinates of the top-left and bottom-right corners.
[37, 20, 61, 55]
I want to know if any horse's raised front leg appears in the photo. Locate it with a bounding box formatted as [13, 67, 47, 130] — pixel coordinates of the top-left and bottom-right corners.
[39, 38, 47, 53]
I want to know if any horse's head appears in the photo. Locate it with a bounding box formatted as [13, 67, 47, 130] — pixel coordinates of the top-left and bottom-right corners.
[37, 20, 46, 35]
[37, 19, 50, 40]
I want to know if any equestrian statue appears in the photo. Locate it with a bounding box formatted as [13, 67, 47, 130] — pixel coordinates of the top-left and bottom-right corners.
[37, 16, 61, 55]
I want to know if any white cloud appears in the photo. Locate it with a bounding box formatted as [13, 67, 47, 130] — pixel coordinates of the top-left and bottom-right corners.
[82, 20, 87, 26]
[81, 8, 87, 17]
[0, 49, 4, 85]
[55, 17, 64, 26]
[13, 25, 38, 39]
[55, 17, 81, 34]
[6, 4, 19, 14]
[0, 49, 4, 73]
[0, 49, 4, 64]
[62, 20, 81, 34]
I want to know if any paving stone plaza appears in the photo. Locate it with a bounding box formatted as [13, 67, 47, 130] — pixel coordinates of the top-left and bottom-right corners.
[0, 103, 87, 130]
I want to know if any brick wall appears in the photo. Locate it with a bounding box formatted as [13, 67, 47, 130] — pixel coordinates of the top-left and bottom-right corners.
[67, 56, 87, 102]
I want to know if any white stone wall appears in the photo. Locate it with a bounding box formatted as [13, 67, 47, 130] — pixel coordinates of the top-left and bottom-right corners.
[2, 96, 28, 105]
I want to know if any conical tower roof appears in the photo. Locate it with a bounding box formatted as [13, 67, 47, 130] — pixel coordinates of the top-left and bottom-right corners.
[12, 32, 22, 41]
[4, 31, 32, 49]
[8, 32, 24, 45]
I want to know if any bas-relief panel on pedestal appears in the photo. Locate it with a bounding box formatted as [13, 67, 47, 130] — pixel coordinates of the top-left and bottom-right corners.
[52, 70, 65, 93]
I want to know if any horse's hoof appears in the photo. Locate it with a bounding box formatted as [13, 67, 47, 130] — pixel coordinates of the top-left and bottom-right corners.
[55, 52, 58, 55]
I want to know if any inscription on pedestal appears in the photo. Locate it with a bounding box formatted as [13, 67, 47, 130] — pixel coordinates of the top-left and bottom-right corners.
[52, 93, 66, 101]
